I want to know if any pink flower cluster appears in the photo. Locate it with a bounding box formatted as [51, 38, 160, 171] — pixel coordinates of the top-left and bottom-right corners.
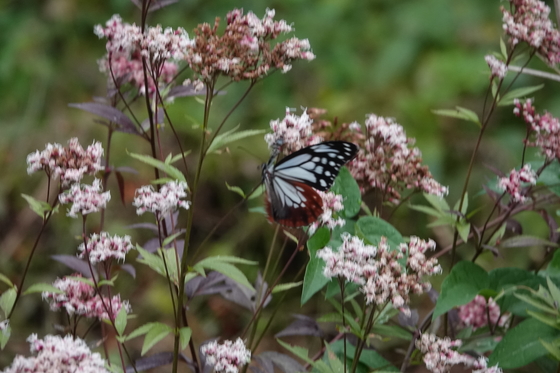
[497, 164, 537, 203]
[264, 108, 324, 154]
[485, 55, 508, 79]
[309, 191, 346, 234]
[95, 15, 192, 94]
[348, 115, 448, 203]
[187, 9, 314, 81]
[26, 138, 104, 186]
[514, 99, 560, 160]
[2, 334, 108, 373]
[201, 338, 251, 373]
[133, 180, 190, 218]
[501, 0, 560, 66]
[78, 232, 134, 264]
[458, 295, 508, 330]
[417, 334, 503, 373]
[58, 179, 111, 218]
[42, 275, 131, 321]
[317, 234, 441, 315]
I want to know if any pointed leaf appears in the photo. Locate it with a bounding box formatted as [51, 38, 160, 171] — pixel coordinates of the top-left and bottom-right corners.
[0, 323, 11, 349]
[115, 171, 126, 205]
[356, 216, 403, 248]
[498, 84, 545, 106]
[69, 102, 140, 135]
[330, 167, 361, 218]
[226, 183, 246, 198]
[51, 255, 98, 279]
[0, 288, 16, 317]
[141, 323, 172, 355]
[115, 306, 128, 336]
[23, 283, 64, 295]
[179, 327, 192, 350]
[499, 235, 558, 249]
[21, 194, 53, 218]
[207, 127, 266, 153]
[129, 152, 186, 182]
[0, 274, 13, 287]
[302, 227, 331, 305]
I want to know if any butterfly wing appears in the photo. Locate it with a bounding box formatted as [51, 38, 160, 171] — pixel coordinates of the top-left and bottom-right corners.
[264, 178, 323, 227]
[273, 141, 358, 191]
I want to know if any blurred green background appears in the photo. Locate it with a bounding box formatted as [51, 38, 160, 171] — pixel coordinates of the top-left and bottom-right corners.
[1, 0, 559, 368]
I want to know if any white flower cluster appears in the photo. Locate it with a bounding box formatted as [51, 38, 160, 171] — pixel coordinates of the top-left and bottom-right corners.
[133, 180, 190, 218]
[484, 55, 508, 79]
[1, 334, 109, 373]
[497, 164, 537, 203]
[264, 108, 324, 154]
[26, 138, 104, 186]
[78, 232, 134, 264]
[58, 179, 111, 218]
[201, 338, 251, 373]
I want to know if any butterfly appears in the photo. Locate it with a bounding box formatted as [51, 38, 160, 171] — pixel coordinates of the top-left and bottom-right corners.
[262, 141, 359, 227]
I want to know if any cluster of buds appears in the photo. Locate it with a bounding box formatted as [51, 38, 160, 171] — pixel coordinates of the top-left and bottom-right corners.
[2, 334, 108, 373]
[133, 180, 190, 218]
[497, 164, 537, 203]
[95, 15, 192, 94]
[264, 108, 325, 154]
[485, 55, 508, 79]
[501, 0, 560, 66]
[348, 115, 448, 203]
[458, 295, 508, 330]
[514, 99, 560, 161]
[417, 334, 503, 373]
[317, 233, 441, 315]
[42, 274, 131, 321]
[26, 138, 104, 186]
[309, 191, 346, 234]
[186, 9, 314, 82]
[78, 232, 134, 264]
[201, 338, 251, 373]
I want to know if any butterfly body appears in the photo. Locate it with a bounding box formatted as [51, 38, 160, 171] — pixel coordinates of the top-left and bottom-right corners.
[262, 141, 358, 227]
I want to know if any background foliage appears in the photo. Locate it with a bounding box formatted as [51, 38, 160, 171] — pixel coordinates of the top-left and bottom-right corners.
[1, 0, 557, 367]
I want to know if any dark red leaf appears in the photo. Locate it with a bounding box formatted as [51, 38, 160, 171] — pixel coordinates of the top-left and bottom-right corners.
[68, 102, 141, 135]
[398, 309, 419, 328]
[125, 352, 174, 372]
[51, 255, 98, 279]
[119, 264, 136, 278]
[115, 171, 126, 205]
[115, 166, 138, 174]
[255, 352, 305, 373]
[167, 85, 207, 98]
[185, 271, 229, 298]
[539, 209, 560, 243]
[126, 223, 158, 233]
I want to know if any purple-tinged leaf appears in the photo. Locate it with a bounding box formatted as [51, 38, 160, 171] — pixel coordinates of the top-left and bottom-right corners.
[398, 309, 419, 328]
[69, 102, 140, 135]
[481, 244, 500, 257]
[115, 171, 126, 205]
[168, 85, 207, 98]
[143, 238, 160, 253]
[127, 223, 158, 233]
[115, 166, 138, 174]
[220, 274, 271, 312]
[186, 272, 229, 298]
[119, 264, 136, 278]
[256, 352, 305, 373]
[275, 314, 323, 338]
[253, 354, 274, 373]
[125, 352, 174, 372]
[482, 184, 503, 208]
[140, 110, 164, 131]
[93, 96, 109, 104]
[249, 366, 267, 373]
[51, 255, 98, 279]
[148, 0, 178, 12]
[427, 288, 439, 304]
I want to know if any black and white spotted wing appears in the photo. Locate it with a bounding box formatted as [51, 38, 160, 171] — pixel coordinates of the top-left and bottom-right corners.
[270, 141, 359, 191]
[262, 141, 358, 227]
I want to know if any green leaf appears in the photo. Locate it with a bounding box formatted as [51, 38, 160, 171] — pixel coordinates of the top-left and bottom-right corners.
[514, 293, 556, 314]
[126, 322, 158, 341]
[547, 277, 560, 306]
[330, 167, 361, 218]
[115, 306, 128, 336]
[424, 193, 450, 212]
[207, 127, 266, 153]
[194, 259, 254, 291]
[499, 235, 558, 249]
[302, 227, 331, 305]
[179, 327, 192, 350]
[548, 250, 560, 278]
[66, 276, 95, 287]
[162, 231, 183, 248]
[409, 204, 442, 218]
[141, 323, 172, 355]
[226, 182, 245, 198]
[433, 261, 489, 319]
[356, 216, 403, 248]
[21, 194, 53, 218]
[0, 323, 11, 349]
[129, 152, 186, 182]
[169, 150, 192, 164]
[372, 324, 413, 341]
[277, 339, 314, 365]
[541, 338, 560, 361]
[489, 268, 547, 316]
[0, 274, 12, 288]
[136, 245, 166, 276]
[23, 283, 64, 295]
[272, 281, 303, 293]
[432, 106, 480, 126]
[498, 84, 545, 106]
[488, 224, 506, 247]
[489, 318, 560, 368]
[526, 310, 560, 329]
[0, 288, 17, 318]
[500, 38, 508, 59]
[329, 340, 398, 371]
[456, 221, 470, 243]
